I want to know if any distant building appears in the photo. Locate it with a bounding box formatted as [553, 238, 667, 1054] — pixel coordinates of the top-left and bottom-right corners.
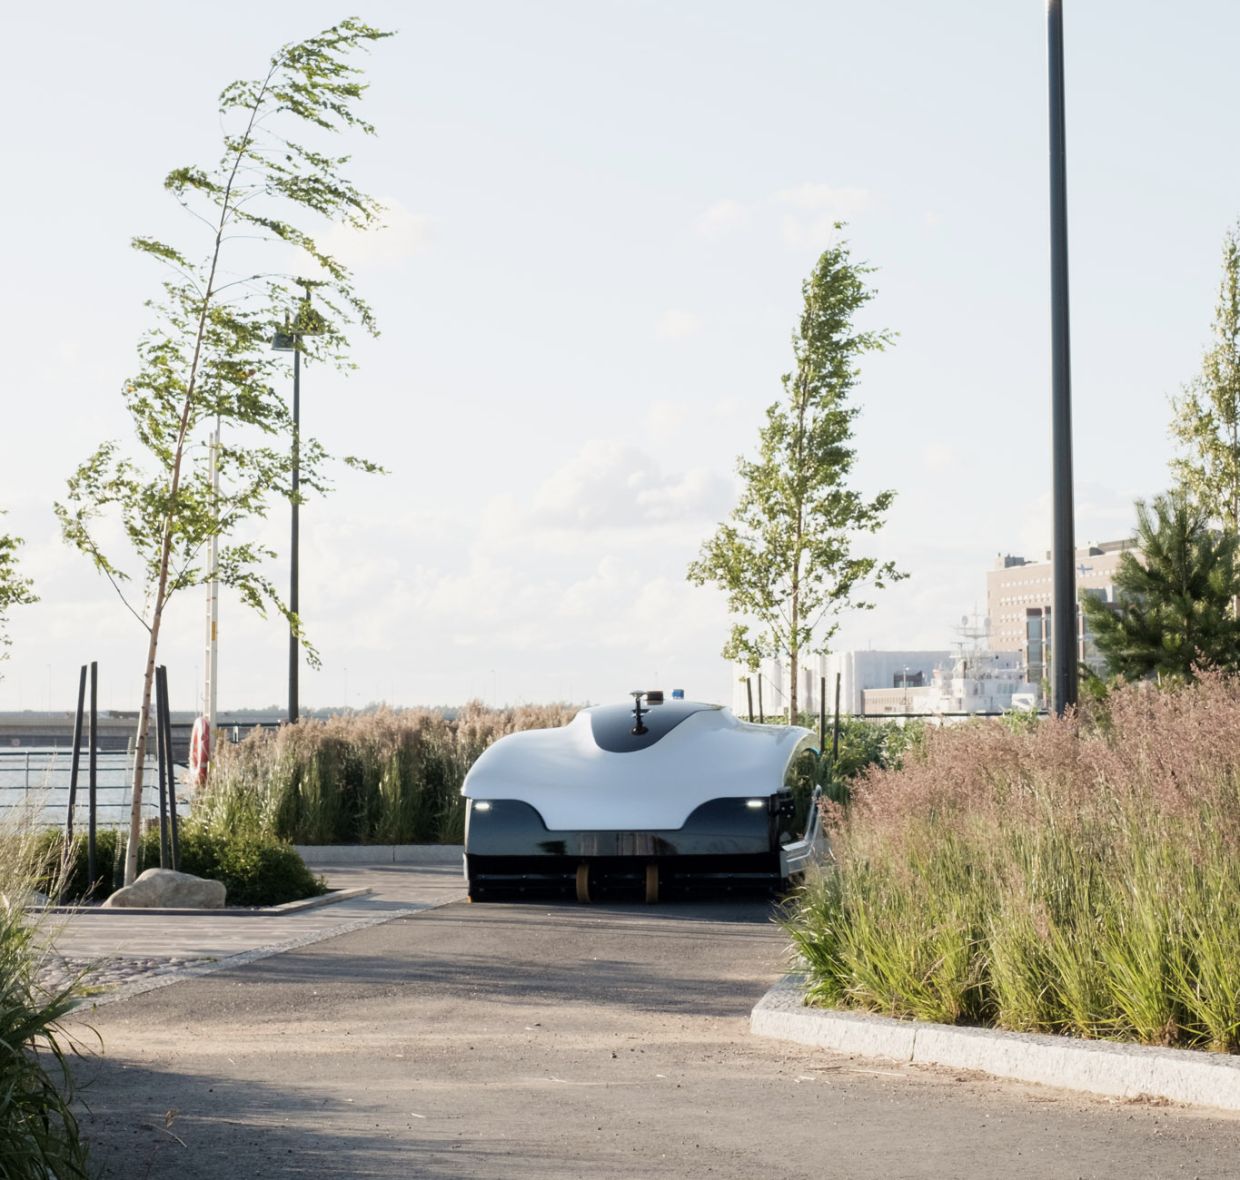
[987, 540, 1135, 686]
[862, 649, 1035, 717]
[731, 650, 951, 718]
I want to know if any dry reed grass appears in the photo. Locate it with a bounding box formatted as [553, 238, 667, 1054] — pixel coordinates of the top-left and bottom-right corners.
[196, 702, 579, 845]
[787, 673, 1240, 1051]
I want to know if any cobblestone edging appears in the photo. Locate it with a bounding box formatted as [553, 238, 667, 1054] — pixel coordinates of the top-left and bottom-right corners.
[41, 954, 219, 996]
[751, 974, 1240, 1112]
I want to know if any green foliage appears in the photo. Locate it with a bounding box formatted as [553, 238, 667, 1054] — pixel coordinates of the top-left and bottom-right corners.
[818, 718, 921, 805]
[166, 824, 325, 908]
[33, 829, 124, 902]
[57, 16, 393, 645]
[54, 18, 393, 885]
[784, 676, 1240, 1050]
[0, 510, 37, 675]
[1082, 491, 1240, 679]
[37, 823, 323, 907]
[688, 237, 904, 718]
[1170, 222, 1240, 532]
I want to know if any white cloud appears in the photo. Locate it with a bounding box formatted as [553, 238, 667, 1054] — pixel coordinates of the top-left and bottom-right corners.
[773, 184, 870, 251]
[695, 198, 749, 240]
[519, 440, 730, 533]
[774, 183, 870, 213]
[694, 186, 871, 252]
[656, 308, 703, 340]
[319, 197, 431, 271]
[644, 399, 689, 438]
[922, 442, 957, 473]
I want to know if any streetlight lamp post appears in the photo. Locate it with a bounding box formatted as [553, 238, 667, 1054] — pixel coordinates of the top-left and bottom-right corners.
[1047, 0, 1078, 715]
[272, 295, 309, 724]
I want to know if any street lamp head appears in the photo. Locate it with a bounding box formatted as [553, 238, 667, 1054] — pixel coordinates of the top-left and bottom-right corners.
[271, 330, 297, 351]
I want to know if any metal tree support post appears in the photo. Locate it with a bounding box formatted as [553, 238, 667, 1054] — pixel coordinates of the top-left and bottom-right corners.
[155, 667, 170, 867]
[87, 661, 97, 893]
[832, 672, 842, 764]
[819, 675, 826, 754]
[65, 665, 86, 843]
[1048, 0, 1078, 714]
[746, 677, 754, 723]
[162, 668, 180, 869]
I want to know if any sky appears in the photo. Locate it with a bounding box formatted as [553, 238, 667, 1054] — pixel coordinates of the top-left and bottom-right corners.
[2, 0, 1238, 714]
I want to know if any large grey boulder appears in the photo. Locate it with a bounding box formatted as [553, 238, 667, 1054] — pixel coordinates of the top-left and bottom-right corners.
[103, 869, 226, 909]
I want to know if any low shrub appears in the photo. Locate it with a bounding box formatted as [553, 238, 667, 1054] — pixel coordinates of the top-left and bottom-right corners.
[785, 673, 1240, 1051]
[37, 824, 324, 908]
[170, 824, 325, 907]
[34, 828, 124, 902]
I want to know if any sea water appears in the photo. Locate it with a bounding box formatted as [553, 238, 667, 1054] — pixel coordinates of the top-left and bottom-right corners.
[0, 748, 193, 828]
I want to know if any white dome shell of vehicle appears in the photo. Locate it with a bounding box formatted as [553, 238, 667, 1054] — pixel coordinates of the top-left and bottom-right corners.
[462, 701, 811, 830]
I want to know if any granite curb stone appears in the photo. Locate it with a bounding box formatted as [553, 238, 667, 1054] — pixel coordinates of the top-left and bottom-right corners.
[752, 973, 1240, 1112]
[294, 844, 464, 866]
[46, 886, 373, 917]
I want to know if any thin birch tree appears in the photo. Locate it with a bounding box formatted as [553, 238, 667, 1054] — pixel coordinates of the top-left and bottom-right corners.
[1171, 223, 1240, 534]
[688, 235, 904, 721]
[0, 512, 37, 674]
[56, 18, 392, 885]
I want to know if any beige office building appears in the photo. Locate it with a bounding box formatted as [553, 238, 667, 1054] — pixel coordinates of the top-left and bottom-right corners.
[987, 540, 1135, 684]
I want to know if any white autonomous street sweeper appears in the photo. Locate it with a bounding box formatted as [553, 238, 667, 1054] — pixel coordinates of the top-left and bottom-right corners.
[461, 690, 825, 902]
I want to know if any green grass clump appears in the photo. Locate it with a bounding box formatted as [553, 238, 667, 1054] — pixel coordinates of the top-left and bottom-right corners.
[0, 826, 91, 1177]
[785, 673, 1240, 1051]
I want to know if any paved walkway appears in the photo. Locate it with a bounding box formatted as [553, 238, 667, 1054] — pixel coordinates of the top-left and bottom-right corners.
[71, 895, 1240, 1179]
[40, 864, 467, 998]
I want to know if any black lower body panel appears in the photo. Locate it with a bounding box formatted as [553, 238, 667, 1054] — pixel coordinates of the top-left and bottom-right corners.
[464, 797, 786, 901]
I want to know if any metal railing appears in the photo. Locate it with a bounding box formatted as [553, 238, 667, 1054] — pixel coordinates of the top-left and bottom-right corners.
[0, 747, 190, 829]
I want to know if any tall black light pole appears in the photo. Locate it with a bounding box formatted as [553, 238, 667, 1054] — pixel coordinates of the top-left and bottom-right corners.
[272, 292, 310, 724]
[1048, 0, 1078, 715]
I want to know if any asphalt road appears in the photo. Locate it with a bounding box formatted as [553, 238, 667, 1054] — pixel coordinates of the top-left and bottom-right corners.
[71, 897, 1239, 1179]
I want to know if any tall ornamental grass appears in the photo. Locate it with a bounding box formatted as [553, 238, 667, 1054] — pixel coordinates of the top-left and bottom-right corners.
[197, 702, 578, 845]
[786, 674, 1240, 1051]
[0, 819, 90, 1177]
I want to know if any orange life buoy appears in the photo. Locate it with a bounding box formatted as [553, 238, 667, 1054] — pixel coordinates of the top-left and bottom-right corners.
[189, 715, 211, 786]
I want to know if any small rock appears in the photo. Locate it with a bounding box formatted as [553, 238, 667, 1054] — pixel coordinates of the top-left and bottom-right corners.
[102, 869, 226, 909]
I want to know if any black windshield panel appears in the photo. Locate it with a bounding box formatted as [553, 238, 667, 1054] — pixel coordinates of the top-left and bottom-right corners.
[588, 701, 720, 753]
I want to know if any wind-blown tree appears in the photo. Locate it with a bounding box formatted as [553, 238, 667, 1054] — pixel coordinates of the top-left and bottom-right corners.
[56, 18, 392, 885]
[1082, 491, 1240, 680]
[1171, 223, 1240, 533]
[688, 234, 904, 721]
[0, 512, 37, 674]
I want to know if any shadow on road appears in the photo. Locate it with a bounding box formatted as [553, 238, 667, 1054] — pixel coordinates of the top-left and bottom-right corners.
[178, 899, 789, 1019]
[74, 1057, 519, 1180]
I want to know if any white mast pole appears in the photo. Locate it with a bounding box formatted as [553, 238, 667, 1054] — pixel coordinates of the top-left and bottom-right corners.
[204, 422, 220, 731]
